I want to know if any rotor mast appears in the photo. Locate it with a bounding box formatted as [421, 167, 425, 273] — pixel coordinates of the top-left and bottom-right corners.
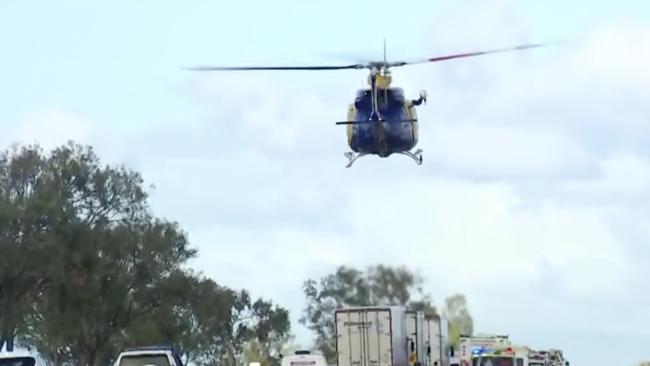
[367, 37, 392, 89]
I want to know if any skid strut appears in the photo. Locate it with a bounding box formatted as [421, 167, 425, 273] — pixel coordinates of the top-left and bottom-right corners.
[397, 149, 423, 165]
[344, 150, 423, 167]
[344, 152, 369, 168]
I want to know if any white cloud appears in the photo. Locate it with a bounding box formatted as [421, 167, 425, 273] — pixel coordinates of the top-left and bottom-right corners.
[3, 108, 96, 150]
[426, 123, 595, 179]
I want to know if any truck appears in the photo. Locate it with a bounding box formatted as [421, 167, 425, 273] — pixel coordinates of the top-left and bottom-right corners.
[113, 345, 184, 366]
[544, 349, 568, 366]
[335, 306, 409, 366]
[470, 345, 530, 366]
[428, 313, 450, 366]
[457, 334, 510, 365]
[470, 345, 570, 366]
[405, 311, 449, 366]
[527, 350, 548, 366]
[526, 348, 570, 366]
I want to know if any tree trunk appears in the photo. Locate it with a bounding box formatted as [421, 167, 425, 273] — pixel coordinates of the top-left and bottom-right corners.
[83, 348, 97, 366]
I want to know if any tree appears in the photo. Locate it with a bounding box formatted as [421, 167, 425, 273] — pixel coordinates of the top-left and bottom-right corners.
[241, 336, 298, 366]
[236, 296, 291, 366]
[300, 265, 435, 362]
[443, 294, 473, 349]
[117, 270, 239, 365]
[0, 144, 55, 352]
[2, 141, 293, 366]
[12, 142, 196, 366]
[118, 270, 290, 366]
[216, 291, 290, 366]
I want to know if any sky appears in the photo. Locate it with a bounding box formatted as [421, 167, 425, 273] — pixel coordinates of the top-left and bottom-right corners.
[2, 0, 650, 365]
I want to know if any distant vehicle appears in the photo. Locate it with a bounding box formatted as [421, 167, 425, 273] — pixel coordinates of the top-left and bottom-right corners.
[0, 349, 37, 366]
[405, 310, 450, 366]
[470, 345, 530, 366]
[527, 350, 548, 366]
[280, 350, 328, 366]
[543, 349, 569, 366]
[113, 345, 184, 366]
[457, 334, 511, 365]
[335, 306, 409, 366]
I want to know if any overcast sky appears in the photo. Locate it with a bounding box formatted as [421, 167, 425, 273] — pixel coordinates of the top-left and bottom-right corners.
[2, 1, 650, 365]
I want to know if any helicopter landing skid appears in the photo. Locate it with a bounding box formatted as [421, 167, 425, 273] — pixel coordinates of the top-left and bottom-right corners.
[397, 149, 423, 165]
[344, 152, 369, 168]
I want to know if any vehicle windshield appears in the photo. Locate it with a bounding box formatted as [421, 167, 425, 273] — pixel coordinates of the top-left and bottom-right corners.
[118, 355, 171, 366]
[0, 358, 36, 366]
[472, 357, 524, 366]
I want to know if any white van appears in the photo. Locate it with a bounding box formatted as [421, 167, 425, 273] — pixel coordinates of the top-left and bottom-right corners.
[113, 346, 184, 366]
[0, 349, 38, 366]
[281, 350, 328, 366]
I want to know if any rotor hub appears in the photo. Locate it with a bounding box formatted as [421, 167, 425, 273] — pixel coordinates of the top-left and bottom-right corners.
[368, 68, 392, 88]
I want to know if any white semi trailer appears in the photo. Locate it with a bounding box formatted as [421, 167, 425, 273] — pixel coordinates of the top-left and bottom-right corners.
[335, 306, 409, 366]
[405, 311, 449, 366]
[335, 306, 449, 366]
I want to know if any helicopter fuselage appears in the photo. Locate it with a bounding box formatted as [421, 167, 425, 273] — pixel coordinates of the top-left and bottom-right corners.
[346, 87, 419, 157]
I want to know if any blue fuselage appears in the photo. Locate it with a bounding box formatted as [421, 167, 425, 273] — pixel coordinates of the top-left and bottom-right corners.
[347, 87, 419, 157]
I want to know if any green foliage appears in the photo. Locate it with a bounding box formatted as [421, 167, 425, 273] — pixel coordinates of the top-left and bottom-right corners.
[443, 294, 474, 348]
[0, 141, 291, 366]
[300, 265, 436, 362]
[0, 144, 52, 352]
[241, 336, 298, 366]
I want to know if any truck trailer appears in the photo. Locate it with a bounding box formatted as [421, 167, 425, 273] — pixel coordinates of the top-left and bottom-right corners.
[405, 311, 449, 366]
[335, 306, 409, 366]
[335, 306, 450, 366]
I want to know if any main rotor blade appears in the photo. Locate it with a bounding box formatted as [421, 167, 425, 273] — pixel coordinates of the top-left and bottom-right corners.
[187, 63, 366, 71]
[388, 40, 567, 67]
[335, 119, 418, 125]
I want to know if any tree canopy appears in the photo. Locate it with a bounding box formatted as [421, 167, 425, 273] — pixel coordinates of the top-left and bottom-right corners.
[443, 294, 473, 348]
[0, 142, 291, 366]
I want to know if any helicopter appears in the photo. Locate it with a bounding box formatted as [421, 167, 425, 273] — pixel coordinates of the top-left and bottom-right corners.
[189, 40, 561, 167]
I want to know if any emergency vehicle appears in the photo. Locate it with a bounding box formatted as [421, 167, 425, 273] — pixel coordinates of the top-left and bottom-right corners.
[470, 345, 530, 366]
[457, 334, 510, 366]
[527, 350, 547, 366]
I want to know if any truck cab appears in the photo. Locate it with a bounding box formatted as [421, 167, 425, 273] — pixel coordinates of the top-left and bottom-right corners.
[113, 346, 184, 366]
